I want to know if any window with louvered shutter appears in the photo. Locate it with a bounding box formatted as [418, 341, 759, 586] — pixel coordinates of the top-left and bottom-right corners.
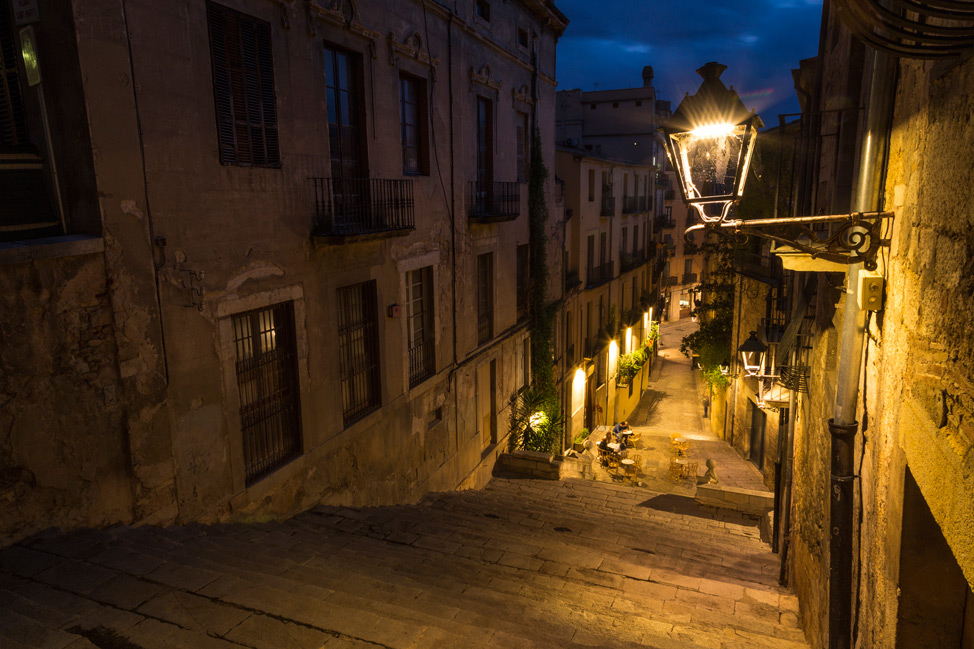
[206, 2, 279, 167]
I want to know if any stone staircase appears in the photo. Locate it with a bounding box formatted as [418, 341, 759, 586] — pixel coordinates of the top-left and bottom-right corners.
[0, 477, 808, 648]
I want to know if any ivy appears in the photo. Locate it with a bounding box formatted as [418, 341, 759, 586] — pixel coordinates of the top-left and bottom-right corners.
[527, 126, 555, 401]
[509, 127, 561, 454]
[680, 239, 735, 375]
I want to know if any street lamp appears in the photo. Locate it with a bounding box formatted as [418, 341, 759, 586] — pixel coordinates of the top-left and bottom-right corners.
[738, 331, 768, 376]
[661, 62, 762, 224]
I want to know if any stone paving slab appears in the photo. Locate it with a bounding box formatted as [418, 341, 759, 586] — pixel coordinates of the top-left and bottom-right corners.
[0, 476, 807, 649]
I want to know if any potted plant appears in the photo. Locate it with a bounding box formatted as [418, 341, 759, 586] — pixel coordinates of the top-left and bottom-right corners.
[572, 428, 590, 452]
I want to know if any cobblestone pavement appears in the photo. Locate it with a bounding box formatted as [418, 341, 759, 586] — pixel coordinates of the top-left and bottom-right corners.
[587, 319, 769, 494]
[0, 475, 807, 648]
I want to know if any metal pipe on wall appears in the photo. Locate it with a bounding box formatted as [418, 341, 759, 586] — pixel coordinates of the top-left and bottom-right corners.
[828, 47, 896, 649]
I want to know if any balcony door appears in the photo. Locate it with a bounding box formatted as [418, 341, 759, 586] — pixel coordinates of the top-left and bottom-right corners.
[475, 96, 493, 215]
[324, 45, 365, 227]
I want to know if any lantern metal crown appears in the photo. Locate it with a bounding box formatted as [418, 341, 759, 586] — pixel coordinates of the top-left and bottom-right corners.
[661, 62, 762, 225]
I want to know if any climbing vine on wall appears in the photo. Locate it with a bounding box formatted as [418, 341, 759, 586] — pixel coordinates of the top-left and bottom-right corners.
[528, 126, 555, 400]
[508, 127, 562, 454]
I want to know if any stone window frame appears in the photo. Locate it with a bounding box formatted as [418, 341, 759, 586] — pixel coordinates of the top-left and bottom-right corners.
[215, 285, 310, 496]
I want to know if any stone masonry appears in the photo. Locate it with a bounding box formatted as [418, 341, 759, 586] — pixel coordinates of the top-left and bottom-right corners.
[0, 476, 807, 649]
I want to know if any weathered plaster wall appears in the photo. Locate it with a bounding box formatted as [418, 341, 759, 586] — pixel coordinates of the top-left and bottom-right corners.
[854, 54, 974, 647]
[787, 41, 974, 649]
[0, 253, 133, 545]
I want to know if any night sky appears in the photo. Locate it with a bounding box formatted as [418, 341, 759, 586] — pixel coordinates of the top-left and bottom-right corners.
[553, 0, 824, 125]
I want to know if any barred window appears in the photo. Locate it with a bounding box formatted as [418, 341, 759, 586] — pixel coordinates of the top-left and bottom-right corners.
[477, 252, 494, 344]
[338, 281, 381, 424]
[232, 303, 301, 484]
[516, 244, 529, 322]
[406, 267, 434, 387]
[206, 1, 279, 167]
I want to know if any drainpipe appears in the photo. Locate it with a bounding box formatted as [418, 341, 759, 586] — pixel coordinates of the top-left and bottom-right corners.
[779, 344, 798, 583]
[828, 49, 895, 649]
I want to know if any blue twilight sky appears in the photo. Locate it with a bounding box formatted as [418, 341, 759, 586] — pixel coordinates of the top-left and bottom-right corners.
[553, 0, 824, 125]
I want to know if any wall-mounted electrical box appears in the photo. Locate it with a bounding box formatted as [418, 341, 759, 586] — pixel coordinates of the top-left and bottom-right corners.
[857, 271, 884, 311]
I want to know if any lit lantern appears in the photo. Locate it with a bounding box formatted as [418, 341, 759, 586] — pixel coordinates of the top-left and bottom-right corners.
[662, 62, 762, 224]
[738, 331, 768, 377]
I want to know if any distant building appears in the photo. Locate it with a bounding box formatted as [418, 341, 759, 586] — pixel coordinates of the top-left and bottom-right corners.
[556, 71, 703, 325]
[556, 149, 657, 435]
[0, 0, 568, 545]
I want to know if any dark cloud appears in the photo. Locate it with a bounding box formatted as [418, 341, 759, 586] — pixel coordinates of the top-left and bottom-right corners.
[554, 0, 823, 123]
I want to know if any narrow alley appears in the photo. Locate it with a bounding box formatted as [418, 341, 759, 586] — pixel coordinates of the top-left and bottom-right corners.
[0, 320, 807, 649]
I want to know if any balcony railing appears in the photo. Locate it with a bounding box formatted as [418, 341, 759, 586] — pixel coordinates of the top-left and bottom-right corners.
[586, 261, 614, 288]
[408, 340, 435, 387]
[682, 273, 698, 284]
[565, 270, 582, 292]
[664, 275, 679, 287]
[620, 250, 646, 273]
[311, 177, 415, 238]
[664, 189, 676, 200]
[639, 196, 650, 211]
[469, 181, 520, 222]
[622, 196, 638, 214]
[656, 215, 676, 229]
[600, 195, 615, 217]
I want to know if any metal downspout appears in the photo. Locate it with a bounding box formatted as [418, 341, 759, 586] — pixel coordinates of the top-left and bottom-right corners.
[828, 48, 895, 649]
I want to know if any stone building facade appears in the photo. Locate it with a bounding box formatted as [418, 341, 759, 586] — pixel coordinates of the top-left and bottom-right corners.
[0, 0, 568, 546]
[555, 150, 657, 438]
[722, 2, 974, 647]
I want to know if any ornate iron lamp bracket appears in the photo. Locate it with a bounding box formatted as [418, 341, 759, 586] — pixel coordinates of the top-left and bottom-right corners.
[685, 210, 893, 271]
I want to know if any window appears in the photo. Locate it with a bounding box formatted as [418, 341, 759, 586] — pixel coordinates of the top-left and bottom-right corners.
[517, 28, 528, 48]
[338, 281, 381, 425]
[635, 101, 642, 107]
[599, 232, 607, 267]
[232, 302, 302, 484]
[612, 102, 619, 108]
[587, 169, 595, 201]
[586, 235, 595, 275]
[516, 244, 529, 322]
[475, 0, 490, 21]
[207, 1, 280, 167]
[0, 2, 61, 238]
[400, 73, 428, 175]
[324, 45, 364, 180]
[476, 96, 493, 187]
[633, 225, 639, 252]
[516, 111, 529, 182]
[621, 227, 627, 256]
[477, 252, 494, 344]
[406, 267, 435, 387]
[590, 103, 596, 110]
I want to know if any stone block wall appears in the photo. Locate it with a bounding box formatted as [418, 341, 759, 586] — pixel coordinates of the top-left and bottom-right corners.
[0, 248, 134, 545]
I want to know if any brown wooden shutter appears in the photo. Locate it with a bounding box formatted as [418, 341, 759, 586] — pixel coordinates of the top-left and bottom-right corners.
[206, 1, 279, 167]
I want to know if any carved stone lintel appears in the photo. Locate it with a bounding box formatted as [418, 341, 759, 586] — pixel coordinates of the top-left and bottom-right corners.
[512, 83, 534, 108]
[387, 30, 441, 74]
[470, 63, 502, 96]
[305, 0, 380, 46]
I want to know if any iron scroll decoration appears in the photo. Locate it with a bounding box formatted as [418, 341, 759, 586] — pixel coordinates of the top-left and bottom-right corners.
[685, 211, 893, 271]
[834, 0, 974, 59]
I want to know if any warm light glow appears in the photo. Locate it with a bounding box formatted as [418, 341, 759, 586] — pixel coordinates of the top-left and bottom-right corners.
[608, 340, 619, 377]
[529, 411, 547, 428]
[625, 327, 632, 354]
[643, 311, 649, 329]
[648, 307, 654, 323]
[689, 122, 735, 138]
[571, 369, 585, 416]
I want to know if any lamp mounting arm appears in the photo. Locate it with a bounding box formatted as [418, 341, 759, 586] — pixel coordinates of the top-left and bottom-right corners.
[684, 210, 893, 270]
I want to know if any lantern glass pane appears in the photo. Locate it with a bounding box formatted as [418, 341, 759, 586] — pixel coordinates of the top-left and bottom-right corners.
[669, 122, 747, 202]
